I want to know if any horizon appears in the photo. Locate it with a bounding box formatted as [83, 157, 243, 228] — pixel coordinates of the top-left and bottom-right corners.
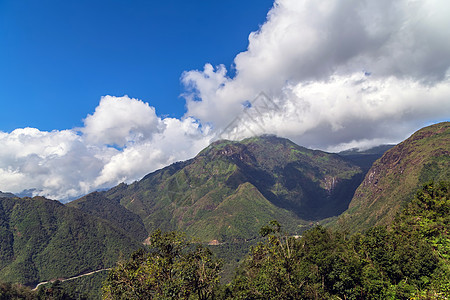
[1, 0, 449, 200]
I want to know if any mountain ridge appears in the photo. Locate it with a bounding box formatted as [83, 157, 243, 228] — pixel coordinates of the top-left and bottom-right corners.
[337, 121, 450, 232]
[2, 123, 448, 295]
[93, 135, 367, 242]
[0, 196, 143, 286]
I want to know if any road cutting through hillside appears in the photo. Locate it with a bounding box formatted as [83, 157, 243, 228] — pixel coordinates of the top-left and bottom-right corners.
[32, 268, 111, 291]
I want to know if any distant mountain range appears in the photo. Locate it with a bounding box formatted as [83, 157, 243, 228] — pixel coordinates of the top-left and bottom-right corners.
[0, 122, 448, 292]
[0, 191, 16, 198]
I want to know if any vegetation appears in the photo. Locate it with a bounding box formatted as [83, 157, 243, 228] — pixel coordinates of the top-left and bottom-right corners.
[102, 135, 364, 243]
[0, 196, 143, 288]
[100, 182, 449, 299]
[38, 272, 108, 299]
[102, 229, 222, 299]
[227, 182, 449, 299]
[0, 281, 35, 300]
[338, 122, 450, 232]
[67, 192, 148, 242]
[0, 123, 448, 298]
[2, 183, 448, 299]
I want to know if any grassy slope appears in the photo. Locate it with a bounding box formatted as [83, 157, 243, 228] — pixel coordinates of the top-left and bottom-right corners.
[185, 182, 309, 242]
[337, 122, 450, 232]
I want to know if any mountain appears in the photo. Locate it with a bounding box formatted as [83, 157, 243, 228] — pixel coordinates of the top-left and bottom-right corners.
[338, 144, 394, 171]
[0, 191, 16, 198]
[0, 196, 143, 286]
[67, 191, 148, 241]
[15, 189, 40, 198]
[337, 122, 450, 232]
[99, 135, 364, 243]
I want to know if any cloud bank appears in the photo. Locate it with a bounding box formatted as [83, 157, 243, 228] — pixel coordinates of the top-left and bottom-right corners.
[0, 96, 212, 200]
[182, 0, 450, 149]
[1, 0, 449, 200]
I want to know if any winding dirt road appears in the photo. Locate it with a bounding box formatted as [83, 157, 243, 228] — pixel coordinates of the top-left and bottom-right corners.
[32, 268, 111, 291]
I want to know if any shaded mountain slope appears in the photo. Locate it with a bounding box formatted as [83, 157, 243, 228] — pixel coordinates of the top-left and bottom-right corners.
[0, 196, 143, 286]
[337, 122, 450, 232]
[103, 135, 364, 242]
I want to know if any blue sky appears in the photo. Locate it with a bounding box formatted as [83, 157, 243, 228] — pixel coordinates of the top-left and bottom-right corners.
[0, 0, 449, 200]
[0, 0, 273, 131]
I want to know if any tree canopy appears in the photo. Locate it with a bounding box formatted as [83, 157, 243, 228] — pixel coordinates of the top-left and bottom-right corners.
[102, 229, 222, 299]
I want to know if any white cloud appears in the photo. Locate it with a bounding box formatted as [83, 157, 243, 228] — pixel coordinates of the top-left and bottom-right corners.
[182, 0, 450, 149]
[0, 128, 105, 199]
[0, 97, 212, 200]
[1, 0, 449, 200]
[268, 74, 450, 149]
[94, 117, 211, 188]
[82, 95, 163, 147]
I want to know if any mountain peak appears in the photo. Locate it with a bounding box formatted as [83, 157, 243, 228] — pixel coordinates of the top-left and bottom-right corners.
[100, 135, 364, 242]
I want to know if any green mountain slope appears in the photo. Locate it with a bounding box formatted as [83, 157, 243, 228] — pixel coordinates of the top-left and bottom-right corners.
[0, 196, 143, 286]
[103, 135, 364, 242]
[337, 122, 450, 232]
[67, 191, 148, 241]
[184, 182, 307, 242]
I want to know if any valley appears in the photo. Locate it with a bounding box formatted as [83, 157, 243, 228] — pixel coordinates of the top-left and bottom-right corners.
[0, 122, 448, 299]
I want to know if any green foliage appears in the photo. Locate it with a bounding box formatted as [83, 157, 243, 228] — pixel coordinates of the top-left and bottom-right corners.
[3, 182, 446, 299]
[208, 241, 257, 284]
[0, 281, 35, 300]
[102, 229, 222, 299]
[51, 271, 108, 300]
[36, 280, 75, 300]
[394, 181, 450, 298]
[228, 183, 449, 300]
[395, 181, 449, 248]
[0, 196, 143, 286]
[230, 224, 363, 299]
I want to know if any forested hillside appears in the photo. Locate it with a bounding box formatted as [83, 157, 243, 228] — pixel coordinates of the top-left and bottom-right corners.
[0, 196, 143, 287]
[1, 183, 448, 299]
[67, 192, 148, 242]
[101, 182, 449, 299]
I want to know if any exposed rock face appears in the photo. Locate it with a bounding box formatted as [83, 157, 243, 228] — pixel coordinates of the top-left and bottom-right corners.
[337, 122, 450, 232]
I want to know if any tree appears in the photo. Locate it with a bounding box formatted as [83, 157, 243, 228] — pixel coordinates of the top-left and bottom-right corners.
[0, 281, 35, 300]
[230, 221, 361, 299]
[36, 280, 75, 300]
[393, 181, 450, 298]
[102, 229, 222, 299]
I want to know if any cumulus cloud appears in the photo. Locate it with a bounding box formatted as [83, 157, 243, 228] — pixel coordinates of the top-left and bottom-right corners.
[82, 95, 163, 147]
[0, 128, 106, 199]
[1, 0, 449, 200]
[0, 97, 212, 200]
[182, 0, 450, 149]
[94, 117, 211, 188]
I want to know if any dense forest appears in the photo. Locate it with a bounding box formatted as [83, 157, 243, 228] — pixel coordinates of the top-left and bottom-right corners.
[2, 181, 448, 299]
